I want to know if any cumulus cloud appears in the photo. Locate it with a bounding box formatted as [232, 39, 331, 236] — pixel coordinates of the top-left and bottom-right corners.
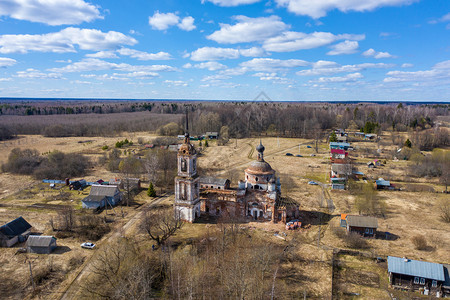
[178, 16, 196, 31]
[362, 48, 395, 59]
[252, 72, 293, 84]
[202, 0, 262, 6]
[0, 27, 137, 54]
[263, 31, 365, 52]
[188, 46, 264, 61]
[313, 72, 363, 83]
[240, 58, 308, 72]
[296, 60, 394, 76]
[0, 57, 16, 67]
[384, 60, 450, 83]
[0, 0, 102, 25]
[48, 58, 176, 73]
[207, 15, 289, 44]
[15, 68, 63, 79]
[148, 11, 196, 31]
[86, 51, 118, 59]
[164, 80, 188, 87]
[327, 40, 359, 55]
[183, 61, 226, 71]
[274, 0, 417, 19]
[401, 63, 413, 68]
[117, 48, 172, 60]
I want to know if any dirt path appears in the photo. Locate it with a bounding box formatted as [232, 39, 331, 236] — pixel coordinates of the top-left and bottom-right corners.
[58, 194, 172, 300]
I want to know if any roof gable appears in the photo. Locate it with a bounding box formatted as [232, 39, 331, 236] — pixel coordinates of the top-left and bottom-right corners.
[346, 215, 378, 228]
[388, 256, 445, 281]
[26, 235, 56, 247]
[0, 216, 32, 237]
[89, 185, 119, 197]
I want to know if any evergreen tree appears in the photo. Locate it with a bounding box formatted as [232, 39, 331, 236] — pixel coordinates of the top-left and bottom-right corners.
[204, 140, 209, 147]
[404, 139, 412, 148]
[329, 131, 338, 142]
[147, 182, 156, 197]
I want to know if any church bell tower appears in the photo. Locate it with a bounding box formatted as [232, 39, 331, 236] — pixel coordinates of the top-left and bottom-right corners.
[174, 112, 200, 222]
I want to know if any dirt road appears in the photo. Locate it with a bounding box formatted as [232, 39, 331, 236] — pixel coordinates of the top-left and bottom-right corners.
[58, 194, 171, 300]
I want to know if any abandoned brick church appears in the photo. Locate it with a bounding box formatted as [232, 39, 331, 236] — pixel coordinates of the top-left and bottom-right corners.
[174, 131, 299, 223]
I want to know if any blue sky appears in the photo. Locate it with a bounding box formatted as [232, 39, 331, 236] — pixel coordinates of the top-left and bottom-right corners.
[0, 0, 449, 101]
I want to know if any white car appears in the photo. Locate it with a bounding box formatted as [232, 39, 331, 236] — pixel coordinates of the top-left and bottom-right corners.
[81, 242, 96, 249]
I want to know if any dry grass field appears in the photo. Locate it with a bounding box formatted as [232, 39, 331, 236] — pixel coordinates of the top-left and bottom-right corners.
[0, 130, 449, 299]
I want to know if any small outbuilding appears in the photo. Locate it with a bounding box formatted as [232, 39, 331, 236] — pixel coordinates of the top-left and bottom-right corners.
[375, 178, 392, 190]
[26, 236, 57, 254]
[0, 216, 32, 247]
[346, 215, 378, 237]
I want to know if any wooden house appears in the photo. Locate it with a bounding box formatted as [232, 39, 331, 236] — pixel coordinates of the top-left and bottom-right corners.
[0, 217, 32, 247]
[82, 185, 122, 210]
[26, 235, 57, 254]
[122, 178, 141, 191]
[345, 215, 377, 237]
[375, 178, 392, 190]
[388, 256, 445, 297]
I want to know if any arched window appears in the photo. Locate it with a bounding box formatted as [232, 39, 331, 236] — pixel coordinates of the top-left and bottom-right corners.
[255, 177, 258, 181]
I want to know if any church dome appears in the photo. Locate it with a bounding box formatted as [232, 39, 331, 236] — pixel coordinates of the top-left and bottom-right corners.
[245, 160, 275, 175]
[179, 133, 196, 155]
[256, 142, 265, 153]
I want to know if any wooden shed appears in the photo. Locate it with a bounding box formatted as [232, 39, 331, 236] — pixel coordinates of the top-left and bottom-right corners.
[26, 236, 57, 254]
[346, 215, 378, 237]
[0, 217, 32, 247]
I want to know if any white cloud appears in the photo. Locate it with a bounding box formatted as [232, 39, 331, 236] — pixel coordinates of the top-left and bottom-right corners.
[314, 72, 363, 83]
[429, 12, 450, 25]
[201, 74, 231, 82]
[296, 61, 394, 76]
[0, 27, 137, 54]
[202, 0, 262, 6]
[86, 51, 118, 59]
[15, 68, 63, 79]
[384, 60, 450, 83]
[164, 80, 188, 87]
[0, 57, 16, 67]
[239, 47, 265, 57]
[189, 46, 265, 61]
[48, 58, 176, 73]
[401, 63, 413, 68]
[190, 47, 239, 61]
[207, 15, 289, 44]
[263, 31, 365, 52]
[275, 0, 417, 19]
[252, 72, 293, 84]
[362, 48, 395, 59]
[0, 0, 102, 25]
[240, 58, 308, 72]
[178, 16, 196, 31]
[183, 61, 226, 71]
[117, 48, 172, 60]
[149, 11, 195, 31]
[327, 40, 359, 55]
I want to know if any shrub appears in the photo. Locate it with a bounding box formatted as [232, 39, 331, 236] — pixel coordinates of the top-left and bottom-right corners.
[411, 235, 428, 250]
[102, 145, 109, 150]
[344, 232, 369, 249]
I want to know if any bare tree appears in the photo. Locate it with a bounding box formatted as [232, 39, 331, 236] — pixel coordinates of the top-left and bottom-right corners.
[140, 208, 183, 246]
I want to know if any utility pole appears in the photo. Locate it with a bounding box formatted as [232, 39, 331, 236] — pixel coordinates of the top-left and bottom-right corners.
[28, 260, 35, 292]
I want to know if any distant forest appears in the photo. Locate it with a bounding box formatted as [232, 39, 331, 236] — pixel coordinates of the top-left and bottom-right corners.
[0, 101, 448, 149]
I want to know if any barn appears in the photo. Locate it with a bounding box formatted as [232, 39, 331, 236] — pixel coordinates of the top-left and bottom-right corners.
[0, 216, 32, 247]
[26, 236, 57, 254]
[82, 185, 122, 210]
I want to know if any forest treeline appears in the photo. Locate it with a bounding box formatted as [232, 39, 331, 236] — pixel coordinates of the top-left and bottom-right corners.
[0, 101, 448, 146]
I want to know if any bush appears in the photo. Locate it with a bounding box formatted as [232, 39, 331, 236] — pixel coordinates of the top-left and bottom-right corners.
[411, 235, 428, 250]
[156, 122, 183, 136]
[344, 232, 369, 249]
[102, 145, 109, 150]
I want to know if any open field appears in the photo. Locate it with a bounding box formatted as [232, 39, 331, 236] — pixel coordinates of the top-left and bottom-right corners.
[0, 129, 449, 299]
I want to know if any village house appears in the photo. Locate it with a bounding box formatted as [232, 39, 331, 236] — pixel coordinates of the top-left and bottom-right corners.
[330, 142, 351, 150]
[375, 178, 393, 190]
[0, 216, 32, 247]
[82, 185, 122, 210]
[174, 129, 299, 223]
[26, 235, 57, 254]
[388, 256, 445, 297]
[331, 163, 352, 178]
[345, 215, 378, 237]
